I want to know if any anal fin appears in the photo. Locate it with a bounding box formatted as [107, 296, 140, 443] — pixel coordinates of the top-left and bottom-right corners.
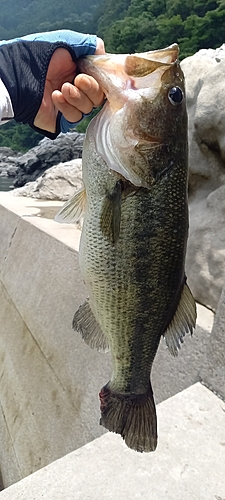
[73, 299, 109, 353]
[164, 282, 197, 357]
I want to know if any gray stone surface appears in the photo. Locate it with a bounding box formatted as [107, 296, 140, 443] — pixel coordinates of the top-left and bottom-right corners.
[181, 47, 225, 310]
[152, 304, 214, 404]
[0, 193, 110, 488]
[13, 159, 82, 201]
[0, 148, 19, 177]
[0, 383, 224, 500]
[200, 284, 225, 400]
[12, 132, 84, 188]
[186, 185, 225, 311]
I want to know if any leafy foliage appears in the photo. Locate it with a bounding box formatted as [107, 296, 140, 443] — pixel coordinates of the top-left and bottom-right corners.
[0, 0, 103, 150]
[0, 0, 103, 39]
[0, 0, 225, 149]
[0, 121, 43, 152]
[92, 0, 225, 59]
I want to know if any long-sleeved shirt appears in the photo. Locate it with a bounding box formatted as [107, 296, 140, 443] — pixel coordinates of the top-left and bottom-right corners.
[0, 30, 97, 138]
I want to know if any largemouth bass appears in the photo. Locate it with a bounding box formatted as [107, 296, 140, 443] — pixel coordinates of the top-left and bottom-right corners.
[56, 44, 196, 452]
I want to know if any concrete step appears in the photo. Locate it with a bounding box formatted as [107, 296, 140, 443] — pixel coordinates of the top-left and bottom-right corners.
[0, 382, 224, 500]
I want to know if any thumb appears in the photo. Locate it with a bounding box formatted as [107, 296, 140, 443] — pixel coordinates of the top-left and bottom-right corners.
[95, 37, 105, 55]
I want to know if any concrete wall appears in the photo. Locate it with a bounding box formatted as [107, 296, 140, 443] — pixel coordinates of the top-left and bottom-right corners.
[200, 284, 225, 400]
[1, 383, 224, 500]
[0, 194, 111, 488]
[0, 192, 218, 489]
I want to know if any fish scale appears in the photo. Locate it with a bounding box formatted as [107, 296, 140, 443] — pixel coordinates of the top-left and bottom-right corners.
[56, 44, 197, 452]
[80, 132, 189, 395]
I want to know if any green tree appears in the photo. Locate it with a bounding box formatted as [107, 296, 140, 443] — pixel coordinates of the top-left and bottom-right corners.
[0, 122, 42, 152]
[1, 0, 225, 146]
[103, 16, 156, 53]
[94, 0, 223, 60]
[154, 15, 184, 49]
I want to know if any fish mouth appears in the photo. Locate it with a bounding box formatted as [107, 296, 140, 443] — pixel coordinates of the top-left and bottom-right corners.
[78, 44, 179, 95]
[90, 44, 178, 73]
[78, 44, 182, 188]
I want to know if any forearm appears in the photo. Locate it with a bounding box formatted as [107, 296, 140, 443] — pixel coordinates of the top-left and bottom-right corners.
[0, 30, 102, 139]
[0, 79, 14, 124]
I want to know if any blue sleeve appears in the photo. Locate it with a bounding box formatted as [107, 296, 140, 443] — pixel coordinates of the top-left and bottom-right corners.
[0, 30, 98, 135]
[60, 112, 92, 133]
[0, 29, 97, 58]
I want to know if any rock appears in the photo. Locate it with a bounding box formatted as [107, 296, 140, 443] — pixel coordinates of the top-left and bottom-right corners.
[181, 45, 225, 310]
[12, 131, 84, 188]
[200, 280, 225, 401]
[6, 162, 18, 177]
[0, 147, 19, 177]
[13, 159, 82, 201]
[0, 164, 8, 176]
[0, 146, 17, 157]
[186, 185, 225, 310]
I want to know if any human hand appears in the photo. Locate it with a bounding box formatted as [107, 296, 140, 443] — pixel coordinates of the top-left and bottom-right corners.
[34, 36, 105, 134]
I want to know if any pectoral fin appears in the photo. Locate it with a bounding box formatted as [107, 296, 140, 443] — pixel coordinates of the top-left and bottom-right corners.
[100, 181, 122, 245]
[164, 282, 197, 357]
[55, 187, 86, 224]
[73, 299, 109, 353]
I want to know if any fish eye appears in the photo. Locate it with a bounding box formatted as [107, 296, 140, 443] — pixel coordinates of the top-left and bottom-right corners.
[168, 86, 184, 106]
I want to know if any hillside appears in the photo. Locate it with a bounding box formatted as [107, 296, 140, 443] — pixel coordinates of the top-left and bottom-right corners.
[1, 0, 225, 151]
[92, 0, 225, 59]
[0, 0, 103, 150]
[0, 0, 103, 40]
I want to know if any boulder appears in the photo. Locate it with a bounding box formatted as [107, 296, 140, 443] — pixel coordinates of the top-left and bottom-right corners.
[181, 45, 225, 310]
[186, 185, 225, 310]
[12, 132, 84, 188]
[200, 279, 225, 400]
[13, 159, 82, 201]
[0, 147, 19, 177]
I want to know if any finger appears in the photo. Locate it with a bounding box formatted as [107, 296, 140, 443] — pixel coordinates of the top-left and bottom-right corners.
[74, 74, 105, 107]
[52, 89, 83, 123]
[95, 37, 105, 55]
[60, 82, 95, 116]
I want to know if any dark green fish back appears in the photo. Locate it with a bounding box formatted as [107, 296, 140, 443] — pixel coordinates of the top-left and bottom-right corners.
[79, 130, 189, 394]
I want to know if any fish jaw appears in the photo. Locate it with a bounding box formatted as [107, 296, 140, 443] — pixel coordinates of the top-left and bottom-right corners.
[78, 44, 179, 97]
[78, 45, 187, 188]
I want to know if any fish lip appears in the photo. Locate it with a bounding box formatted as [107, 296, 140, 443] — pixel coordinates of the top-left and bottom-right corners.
[78, 43, 179, 86]
[81, 43, 179, 67]
[78, 45, 183, 189]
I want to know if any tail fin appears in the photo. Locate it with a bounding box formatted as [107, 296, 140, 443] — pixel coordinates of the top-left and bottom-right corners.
[99, 384, 157, 452]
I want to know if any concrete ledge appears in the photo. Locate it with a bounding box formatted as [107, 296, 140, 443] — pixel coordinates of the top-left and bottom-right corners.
[0, 192, 216, 488]
[0, 383, 224, 500]
[200, 284, 225, 400]
[0, 193, 111, 487]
